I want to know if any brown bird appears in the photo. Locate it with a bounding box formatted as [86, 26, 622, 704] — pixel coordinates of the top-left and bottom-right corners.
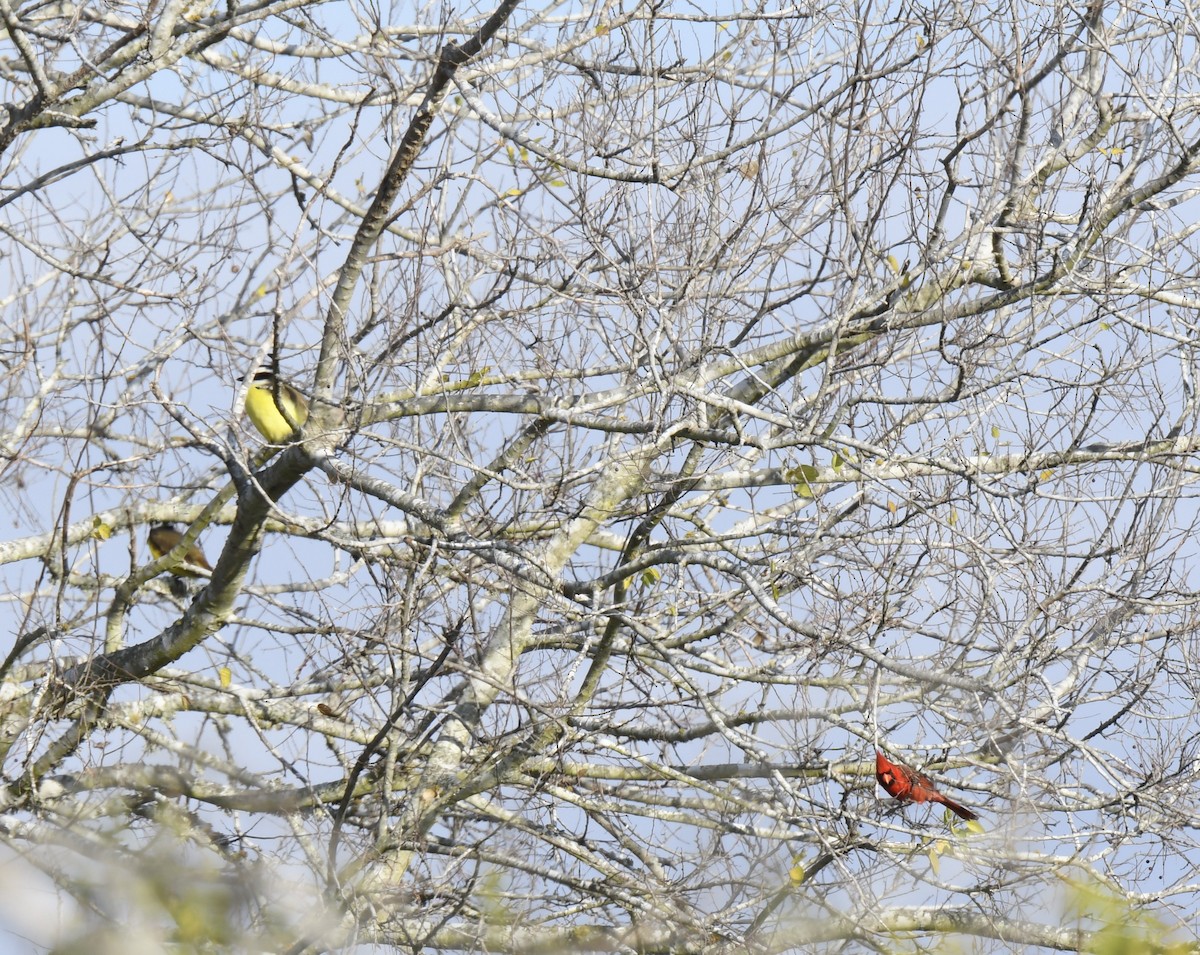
[147, 523, 213, 578]
[875, 749, 978, 821]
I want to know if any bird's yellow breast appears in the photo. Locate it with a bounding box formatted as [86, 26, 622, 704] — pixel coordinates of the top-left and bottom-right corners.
[246, 382, 307, 443]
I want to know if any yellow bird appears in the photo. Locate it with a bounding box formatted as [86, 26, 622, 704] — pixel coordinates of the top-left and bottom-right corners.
[244, 367, 309, 443]
[147, 523, 213, 578]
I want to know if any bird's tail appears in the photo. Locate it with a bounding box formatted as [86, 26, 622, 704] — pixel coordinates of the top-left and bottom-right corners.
[936, 794, 978, 821]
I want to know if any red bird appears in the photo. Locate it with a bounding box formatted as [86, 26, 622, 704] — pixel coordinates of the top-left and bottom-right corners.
[875, 750, 978, 821]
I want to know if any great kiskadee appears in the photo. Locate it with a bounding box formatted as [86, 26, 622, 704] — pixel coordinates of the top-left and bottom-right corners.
[244, 367, 310, 443]
[147, 523, 213, 578]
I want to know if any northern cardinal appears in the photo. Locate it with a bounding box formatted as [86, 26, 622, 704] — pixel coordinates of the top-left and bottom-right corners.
[875, 750, 978, 821]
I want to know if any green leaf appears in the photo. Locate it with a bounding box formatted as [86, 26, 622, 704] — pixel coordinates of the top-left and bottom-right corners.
[786, 464, 820, 498]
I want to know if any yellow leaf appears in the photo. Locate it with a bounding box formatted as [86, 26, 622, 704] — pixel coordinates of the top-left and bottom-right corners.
[254, 283, 268, 298]
[91, 517, 112, 541]
[505, 187, 523, 197]
[887, 500, 897, 514]
[928, 844, 940, 875]
[640, 567, 661, 588]
[886, 254, 901, 274]
[990, 424, 1000, 439]
[1040, 469, 1054, 481]
[916, 35, 926, 49]
[948, 509, 957, 526]
[218, 667, 232, 688]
